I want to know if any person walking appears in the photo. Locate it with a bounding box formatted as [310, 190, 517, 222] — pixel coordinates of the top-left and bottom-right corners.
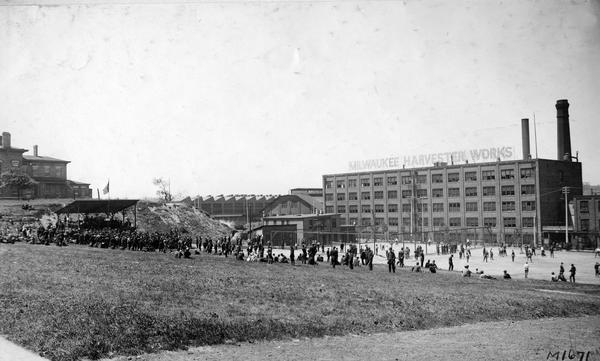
[524, 262, 529, 279]
[569, 263, 576, 283]
[448, 254, 454, 271]
[290, 245, 295, 265]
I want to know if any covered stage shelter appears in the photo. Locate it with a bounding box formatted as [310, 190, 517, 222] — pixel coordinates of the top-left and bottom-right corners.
[56, 199, 139, 227]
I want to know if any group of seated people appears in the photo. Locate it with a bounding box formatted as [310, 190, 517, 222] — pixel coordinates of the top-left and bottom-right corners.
[461, 265, 508, 280]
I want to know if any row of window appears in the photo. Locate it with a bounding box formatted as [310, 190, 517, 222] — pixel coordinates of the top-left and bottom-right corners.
[345, 217, 535, 228]
[325, 168, 535, 189]
[326, 185, 535, 201]
[578, 200, 600, 213]
[326, 200, 536, 214]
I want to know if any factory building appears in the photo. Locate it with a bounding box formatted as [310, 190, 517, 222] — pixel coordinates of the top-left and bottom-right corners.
[194, 194, 279, 225]
[322, 100, 583, 247]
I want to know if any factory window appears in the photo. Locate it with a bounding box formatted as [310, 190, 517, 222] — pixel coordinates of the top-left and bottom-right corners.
[503, 217, 517, 228]
[501, 201, 515, 211]
[483, 217, 497, 227]
[420, 217, 429, 227]
[337, 180, 346, 189]
[433, 203, 444, 212]
[449, 202, 461, 212]
[417, 175, 427, 184]
[375, 204, 385, 213]
[500, 169, 515, 180]
[417, 203, 428, 212]
[433, 217, 445, 227]
[416, 189, 427, 198]
[362, 218, 371, 226]
[374, 217, 385, 226]
[389, 218, 398, 226]
[337, 205, 347, 213]
[401, 176, 412, 185]
[466, 217, 479, 227]
[482, 170, 495, 180]
[466, 202, 478, 212]
[580, 201, 589, 213]
[522, 217, 534, 227]
[465, 187, 478, 197]
[388, 190, 398, 199]
[432, 188, 444, 198]
[520, 168, 534, 179]
[448, 188, 460, 197]
[580, 219, 590, 231]
[387, 176, 398, 185]
[326, 206, 334, 213]
[362, 205, 371, 213]
[374, 191, 384, 199]
[361, 192, 371, 200]
[402, 190, 412, 198]
[374, 177, 384, 186]
[483, 202, 496, 212]
[325, 194, 333, 201]
[447, 173, 460, 183]
[402, 204, 411, 213]
[388, 204, 398, 213]
[281, 202, 288, 209]
[465, 171, 477, 182]
[432, 174, 443, 183]
[348, 179, 358, 188]
[325, 181, 333, 189]
[337, 193, 345, 201]
[349, 205, 358, 213]
[483, 186, 496, 196]
[449, 217, 461, 227]
[349, 192, 358, 200]
[361, 178, 370, 187]
[522, 201, 536, 211]
[402, 217, 411, 226]
[501, 185, 515, 196]
[521, 185, 535, 195]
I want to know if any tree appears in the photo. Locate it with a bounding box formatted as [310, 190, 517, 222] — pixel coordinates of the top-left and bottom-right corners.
[0, 170, 35, 199]
[152, 177, 172, 203]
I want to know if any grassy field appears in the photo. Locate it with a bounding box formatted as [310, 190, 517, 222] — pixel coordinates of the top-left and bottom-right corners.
[1, 243, 599, 361]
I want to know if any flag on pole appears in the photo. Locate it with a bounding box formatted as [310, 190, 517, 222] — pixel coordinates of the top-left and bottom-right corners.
[103, 180, 110, 195]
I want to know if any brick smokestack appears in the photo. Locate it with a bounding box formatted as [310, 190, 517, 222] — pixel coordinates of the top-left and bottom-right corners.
[556, 99, 571, 161]
[521, 118, 530, 160]
[1, 132, 10, 149]
[34, 145, 38, 157]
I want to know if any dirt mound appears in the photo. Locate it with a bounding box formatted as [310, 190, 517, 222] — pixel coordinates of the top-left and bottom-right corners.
[135, 201, 231, 239]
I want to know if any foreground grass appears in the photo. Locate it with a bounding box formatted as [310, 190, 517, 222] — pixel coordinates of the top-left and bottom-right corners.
[1, 244, 599, 361]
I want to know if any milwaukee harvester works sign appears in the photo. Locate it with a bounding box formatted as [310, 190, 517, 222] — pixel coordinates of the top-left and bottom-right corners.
[348, 146, 515, 171]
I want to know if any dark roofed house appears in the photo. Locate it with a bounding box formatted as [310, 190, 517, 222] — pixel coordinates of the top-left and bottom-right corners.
[0, 132, 92, 199]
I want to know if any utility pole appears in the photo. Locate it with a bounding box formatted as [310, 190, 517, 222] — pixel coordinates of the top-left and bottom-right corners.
[562, 186, 570, 246]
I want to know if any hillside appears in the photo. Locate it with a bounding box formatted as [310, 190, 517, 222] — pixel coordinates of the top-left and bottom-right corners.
[0, 199, 231, 240]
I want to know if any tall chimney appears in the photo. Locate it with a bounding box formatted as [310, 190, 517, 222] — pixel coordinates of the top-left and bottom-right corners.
[1, 132, 10, 149]
[33, 145, 38, 157]
[521, 118, 530, 160]
[556, 99, 571, 161]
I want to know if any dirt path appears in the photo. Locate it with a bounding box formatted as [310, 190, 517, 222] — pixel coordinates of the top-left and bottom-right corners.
[103, 316, 600, 361]
[0, 336, 48, 361]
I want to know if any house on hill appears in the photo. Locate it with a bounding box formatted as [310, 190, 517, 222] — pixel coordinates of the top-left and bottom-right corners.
[0, 132, 92, 199]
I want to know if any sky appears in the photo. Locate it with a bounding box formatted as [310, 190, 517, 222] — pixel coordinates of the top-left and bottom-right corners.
[1, 0, 599, 199]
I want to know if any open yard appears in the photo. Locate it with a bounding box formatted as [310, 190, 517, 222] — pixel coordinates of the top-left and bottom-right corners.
[1, 243, 599, 361]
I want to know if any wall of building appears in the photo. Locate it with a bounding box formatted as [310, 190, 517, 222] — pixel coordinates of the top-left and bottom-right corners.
[322, 159, 581, 245]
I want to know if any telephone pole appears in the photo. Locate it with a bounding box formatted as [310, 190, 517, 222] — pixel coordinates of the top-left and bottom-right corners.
[562, 186, 570, 245]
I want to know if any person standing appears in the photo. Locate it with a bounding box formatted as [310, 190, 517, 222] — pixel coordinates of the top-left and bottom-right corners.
[367, 247, 374, 271]
[448, 254, 454, 271]
[569, 264, 576, 283]
[290, 245, 295, 266]
[524, 262, 529, 279]
[387, 247, 396, 273]
[511, 250, 515, 262]
[419, 251, 424, 268]
[331, 247, 338, 268]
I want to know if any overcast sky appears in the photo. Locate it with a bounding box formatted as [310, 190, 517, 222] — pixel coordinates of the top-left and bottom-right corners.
[1, 0, 599, 199]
